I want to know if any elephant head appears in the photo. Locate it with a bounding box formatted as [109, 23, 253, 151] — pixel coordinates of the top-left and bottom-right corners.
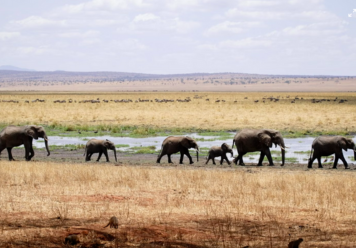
[104, 139, 117, 162]
[258, 129, 285, 166]
[338, 137, 356, 161]
[221, 143, 233, 157]
[182, 136, 199, 161]
[25, 125, 50, 156]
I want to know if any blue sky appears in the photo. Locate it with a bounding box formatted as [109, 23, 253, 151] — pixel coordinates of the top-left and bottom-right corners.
[0, 0, 355, 75]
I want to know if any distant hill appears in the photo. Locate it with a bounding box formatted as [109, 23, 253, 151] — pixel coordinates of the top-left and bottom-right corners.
[0, 65, 35, 71]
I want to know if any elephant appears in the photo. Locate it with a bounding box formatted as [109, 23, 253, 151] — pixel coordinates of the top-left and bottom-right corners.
[308, 136, 356, 169]
[0, 125, 50, 161]
[206, 143, 233, 165]
[232, 129, 286, 166]
[156, 136, 199, 164]
[84, 139, 117, 162]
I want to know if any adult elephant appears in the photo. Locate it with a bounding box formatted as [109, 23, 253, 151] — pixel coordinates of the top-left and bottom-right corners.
[308, 136, 356, 169]
[0, 125, 50, 161]
[232, 129, 286, 166]
[84, 139, 117, 162]
[156, 136, 199, 164]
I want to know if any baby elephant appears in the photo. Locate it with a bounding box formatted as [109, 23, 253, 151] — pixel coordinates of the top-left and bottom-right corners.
[84, 139, 117, 162]
[206, 143, 233, 165]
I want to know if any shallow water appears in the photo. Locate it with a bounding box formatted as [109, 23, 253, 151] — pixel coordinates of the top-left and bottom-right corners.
[33, 135, 356, 165]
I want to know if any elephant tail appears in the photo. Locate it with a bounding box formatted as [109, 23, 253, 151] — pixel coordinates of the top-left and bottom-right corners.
[83, 146, 87, 157]
[308, 138, 317, 161]
[231, 139, 235, 148]
[157, 144, 163, 158]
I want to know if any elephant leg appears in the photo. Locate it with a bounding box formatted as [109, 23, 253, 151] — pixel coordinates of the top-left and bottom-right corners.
[182, 149, 193, 164]
[264, 150, 274, 166]
[7, 147, 15, 161]
[308, 155, 316, 168]
[157, 153, 164, 163]
[333, 154, 339, 169]
[206, 155, 211, 165]
[24, 145, 30, 161]
[86, 153, 91, 161]
[233, 155, 239, 165]
[257, 152, 265, 166]
[338, 153, 349, 169]
[220, 157, 223, 165]
[26, 145, 34, 161]
[317, 157, 323, 168]
[29, 146, 35, 160]
[237, 153, 246, 166]
[224, 155, 231, 165]
[167, 154, 173, 163]
[97, 152, 103, 161]
[103, 149, 109, 162]
[212, 158, 216, 165]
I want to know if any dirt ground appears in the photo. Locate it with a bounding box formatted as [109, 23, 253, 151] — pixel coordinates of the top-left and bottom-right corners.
[1, 148, 355, 248]
[4, 147, 352, 170]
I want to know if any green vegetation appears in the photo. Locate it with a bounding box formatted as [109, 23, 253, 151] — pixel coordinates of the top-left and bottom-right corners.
[0, 122, 354, 139]
[115, 144, 130, 148]
[48, 144, 85, 151]
[129, 146, 157, 154]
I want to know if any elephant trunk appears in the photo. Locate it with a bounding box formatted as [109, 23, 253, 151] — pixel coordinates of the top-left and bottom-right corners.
[113, 148, 117, 162]
[279, 140, 285, 166]
[196, 148, 199, 162]
[354, 148, 356, 162]
[44, 135, 50, 156]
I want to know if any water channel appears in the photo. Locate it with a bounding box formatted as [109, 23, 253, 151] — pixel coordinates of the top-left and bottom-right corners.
[33, 134, 356, 164]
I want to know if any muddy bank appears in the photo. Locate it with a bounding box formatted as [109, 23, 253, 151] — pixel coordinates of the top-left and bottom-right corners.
[2, 147, 355, 170]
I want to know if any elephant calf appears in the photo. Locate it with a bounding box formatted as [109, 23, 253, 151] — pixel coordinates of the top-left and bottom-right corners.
[206, 143, 233, 165]
[84, 139, 117, 162]
[308, 136, 356, 169]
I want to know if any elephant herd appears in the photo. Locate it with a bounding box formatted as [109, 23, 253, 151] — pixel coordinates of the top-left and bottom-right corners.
[0, 125, 355, 169]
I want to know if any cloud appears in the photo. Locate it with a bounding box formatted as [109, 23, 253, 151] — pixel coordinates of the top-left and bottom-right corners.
[62, 0, 147, 13]
[206, 21, 262, 35]
[133, 13, 160, 22]
[282, 21, 348, 36]
[111, 39, 147, 52]
[118, 16, 200, 34]
[58, 30, 100, 38]
[0, 32, 20, 40]
[219, 38, 272, 49]
[11, 16, 67, 29]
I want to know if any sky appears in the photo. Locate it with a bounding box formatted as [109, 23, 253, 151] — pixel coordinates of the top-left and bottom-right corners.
[0, 0, 355, 75]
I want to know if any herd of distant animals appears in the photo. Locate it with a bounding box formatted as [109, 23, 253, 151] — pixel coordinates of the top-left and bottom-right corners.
[0, 95, 350, 104]
[0, 125, 355, 169]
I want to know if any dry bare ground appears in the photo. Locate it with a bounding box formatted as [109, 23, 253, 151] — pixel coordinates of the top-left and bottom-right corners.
[1, 158, 356, 248]
[0, 92, 355, 133]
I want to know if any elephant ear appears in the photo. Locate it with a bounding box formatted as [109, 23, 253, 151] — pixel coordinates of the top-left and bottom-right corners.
[258, 132, 272, 147]
[338, 138, 348, 151]
[104, 139, 111, 148]
[221, 143, 228, 151]
[25, 126, 39, 139]
[181, 137, 192, 149]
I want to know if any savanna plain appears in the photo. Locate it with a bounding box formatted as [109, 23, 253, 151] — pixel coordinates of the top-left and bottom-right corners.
[1, 91, 356, 247]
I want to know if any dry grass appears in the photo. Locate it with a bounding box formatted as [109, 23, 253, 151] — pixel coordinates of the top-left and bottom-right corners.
[0, 92, 355, 133]
[1, 161, 356, 247]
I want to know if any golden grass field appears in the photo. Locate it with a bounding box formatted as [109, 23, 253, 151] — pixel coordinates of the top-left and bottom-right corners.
[0, 91, 355, 133]
[1, 91, 356, 247]
[1, 161, 356, 247]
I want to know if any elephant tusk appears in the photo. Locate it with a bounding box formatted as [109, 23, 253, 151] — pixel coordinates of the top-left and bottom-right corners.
[278, 145, 285, 150]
